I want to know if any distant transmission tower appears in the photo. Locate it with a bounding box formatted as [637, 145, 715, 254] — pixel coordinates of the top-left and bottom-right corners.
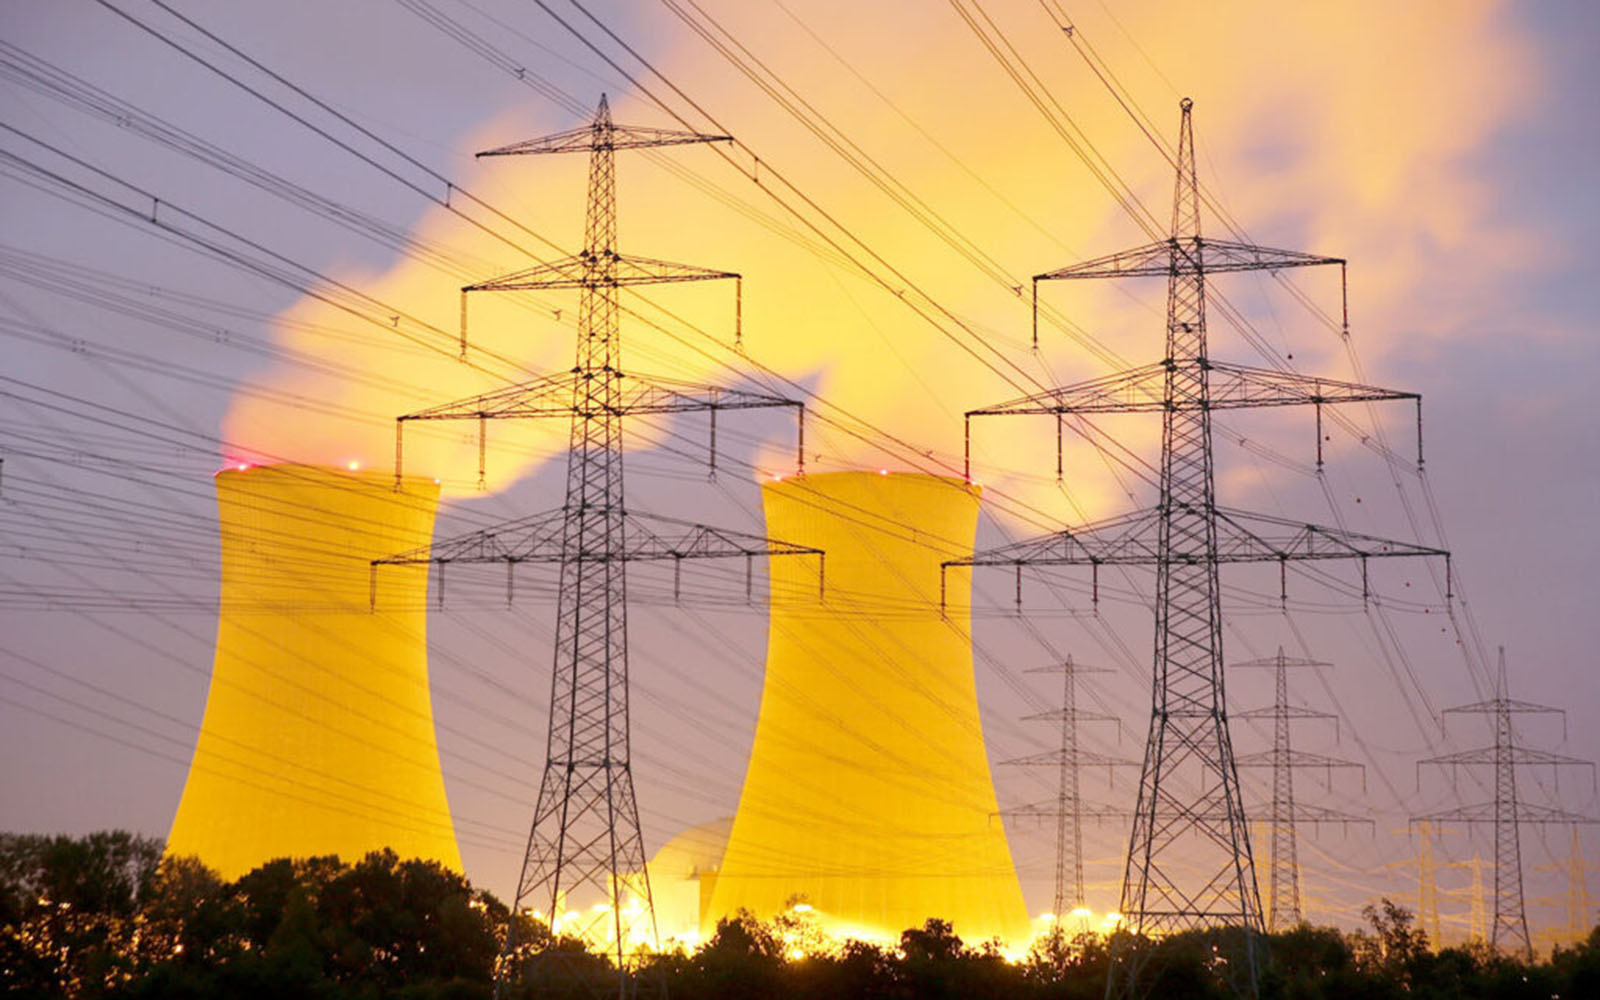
[376, 96, 818, 999]
[1413, 822, 1444, 944]
[1232, 649, 1370, 931]
[1560, 828, 1594, 944]
[1415, 648, 1597, 960]
[948, 98, 1446, 996]
[1002, 657, 1135, 927]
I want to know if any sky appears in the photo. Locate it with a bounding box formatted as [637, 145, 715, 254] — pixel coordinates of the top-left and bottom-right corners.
[2, 0, 1598, 945]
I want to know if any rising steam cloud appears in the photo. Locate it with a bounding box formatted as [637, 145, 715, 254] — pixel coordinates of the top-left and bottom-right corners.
[222, 0, 1537, 519]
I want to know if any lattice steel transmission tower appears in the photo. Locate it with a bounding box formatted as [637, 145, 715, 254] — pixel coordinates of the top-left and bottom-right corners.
[1415, 648, 1597, 960]
[376, 96, 817, 999]
[949, 99, 1448, 997]
[1407, 822, 1446, 945]
[1232, 649, 1369, 931]
[1559, 828, 1594, 945]
[1002, 657, 1135, 927]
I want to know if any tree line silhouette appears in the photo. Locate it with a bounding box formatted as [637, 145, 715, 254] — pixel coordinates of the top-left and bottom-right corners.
[3, 831, 1597, 999]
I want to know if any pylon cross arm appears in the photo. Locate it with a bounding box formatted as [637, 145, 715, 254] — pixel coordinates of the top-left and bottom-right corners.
[1414, 802, 1600, 825]
[949, 504, 1446, 568]
[375, 508, 819, 566]
[1286, 803, 1375, 827]
[1423, 745, 1594, 768]
[966, 360, 1415, 418]
[1444, 697, 1565, 717]
[1235, 704, 1335, 722]
[1004, 798, 1128, 820]
[1004, 748, 1139, 768]
[1033, 236, 1342, 283]
[1234, 749, 1360, 770]
[464, 253, 738, 292]
[398, 371, 796, 423]
[478, 124, 731, 157]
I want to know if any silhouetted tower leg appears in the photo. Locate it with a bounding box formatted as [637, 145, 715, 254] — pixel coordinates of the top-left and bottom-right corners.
[1489, 654, 1531, 958]
[1267, 656, 1300, 930]
[1119, 99, 1261, 954]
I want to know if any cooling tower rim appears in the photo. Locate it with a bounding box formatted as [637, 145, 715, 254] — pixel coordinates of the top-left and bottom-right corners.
[766, 469, 980, 495]
[214, 461, 440, 491]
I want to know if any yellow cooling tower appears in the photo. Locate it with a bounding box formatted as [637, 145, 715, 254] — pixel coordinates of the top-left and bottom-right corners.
[704, 471, 1031, 946]
[166, 464, 461, 878]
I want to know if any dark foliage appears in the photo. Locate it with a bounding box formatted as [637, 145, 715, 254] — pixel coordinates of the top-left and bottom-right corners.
[4, 834, 1599, 999]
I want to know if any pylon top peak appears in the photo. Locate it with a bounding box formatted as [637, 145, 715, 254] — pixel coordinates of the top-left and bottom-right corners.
[476, 94, 730, 159]
[1180, 96, 1193, 112]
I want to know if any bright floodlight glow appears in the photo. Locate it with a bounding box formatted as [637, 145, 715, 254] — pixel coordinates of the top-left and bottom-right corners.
[790, 903, 814, 913]
[346, 459, 361, 471]
[1070, 906, 1093, 918]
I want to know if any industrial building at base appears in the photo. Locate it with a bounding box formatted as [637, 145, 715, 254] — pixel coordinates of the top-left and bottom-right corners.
[166, 464, 461, 878]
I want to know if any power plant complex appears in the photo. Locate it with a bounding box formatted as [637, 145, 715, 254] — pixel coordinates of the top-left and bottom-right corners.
[166, 464, 1031, 945]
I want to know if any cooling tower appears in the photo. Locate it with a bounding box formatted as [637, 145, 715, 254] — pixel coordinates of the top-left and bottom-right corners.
[166, 464, 461, 878]
[704, 471, 1031, 945]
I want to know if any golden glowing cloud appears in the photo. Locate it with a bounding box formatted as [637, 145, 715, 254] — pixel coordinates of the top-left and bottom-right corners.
[223, 0, 1538, 518]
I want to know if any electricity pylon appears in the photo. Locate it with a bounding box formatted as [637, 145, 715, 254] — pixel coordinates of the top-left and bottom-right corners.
[947, 98, 1447, 997]
[1233, 649, 1370, 931]
[1541, 828, 1597, 945]
[376, 96, 819, 999]
[1415, 648, 1597, 961]
[1002, 657, 1136, 927]
[1559, 828, 1594, 944]
[1409, 822, 1446, 945]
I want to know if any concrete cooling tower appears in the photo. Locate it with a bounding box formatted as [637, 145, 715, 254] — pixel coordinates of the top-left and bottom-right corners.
[166, 464, 460, 878]
[704, 471, 1031, 946]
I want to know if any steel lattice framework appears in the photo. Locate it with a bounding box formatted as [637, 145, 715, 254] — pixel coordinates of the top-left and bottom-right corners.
[948, 99, 1447, 997]
[375, 96, 817, 999]
[1415, 649, 1597, 960]
[1001, 658, 1135, 928]
[1232, 649, 1369, 932]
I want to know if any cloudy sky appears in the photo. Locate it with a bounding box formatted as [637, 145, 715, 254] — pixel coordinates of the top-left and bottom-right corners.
[2, 0, 1596, 943]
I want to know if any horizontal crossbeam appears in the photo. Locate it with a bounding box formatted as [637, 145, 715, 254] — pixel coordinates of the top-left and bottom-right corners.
[1004, 748, 1139, 768]
[396, 371, 797, 423]
[1235, 749, 1361, 771]
[967, 361, 1416, 416]
[375, 507, 821, 567]
[1414, 802, 1600, 826]
[1004, 799, 1129, 822]
[1035, 237, 1343, 283]
[1235, 704, 1337, 723]
[463, 252, 737, 293]
[1420, 746, 1594, 770]
[478, 124, 731, 157]
[951, 505, 1447, 567]
[1281, 803, 1375, 828]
